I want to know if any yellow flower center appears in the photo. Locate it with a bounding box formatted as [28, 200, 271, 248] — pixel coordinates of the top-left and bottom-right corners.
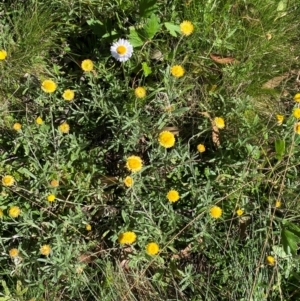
[117, 45, 127, 55]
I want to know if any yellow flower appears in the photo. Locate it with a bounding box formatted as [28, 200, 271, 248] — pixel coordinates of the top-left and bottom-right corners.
[214, 117, 225, 129]
[276, 114, 284, 125]
[59, 122, 70, 133]
[47, 194, 56, 202]
[2, 175, 15, 187]
[62, 89, 75, 101]
[9, 206, 21, 218]
[171, 65, 185, 78]
[167, 190, 180, 203]
[180, 21, 194, 36]
[36, 116, 43, 125]
[294, 93, 300, 102]
[0, 50, 7, 60]
[158, 131, 175, 148]
[13, 123, 22, 131]
[50, 179, 59, 187]
[293, 108, 300, 119]
[134, 87, 146, 98]
[275, 200, 281, 208]
[197, 144, 205, 153]
[81, 59, 93, 72]
[236, 209, 244, 216]
[118, 231, 137, 244]
[124, 176, 133, 187]
[294, 122, 300, 134]
[9, 248, 19, 258]
[0, 208, 3, 217]
[210, 206, 222, 219]
[266, 255, 275, 266]
[126, 156, 143, 172]
[41, 80, 57, 93]
[40, 244, 51, 256]
[146, 242, 160, 255]
[86, 224, 92, 231]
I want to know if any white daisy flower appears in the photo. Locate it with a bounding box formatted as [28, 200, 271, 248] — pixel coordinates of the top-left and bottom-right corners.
[110, 39, 133, 62]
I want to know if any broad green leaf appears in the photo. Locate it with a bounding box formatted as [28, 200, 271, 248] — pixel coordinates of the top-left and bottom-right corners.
[164, 22, 180, 37]
[142, 62, 152, 77]
[139, 0, 158, 18]
[281, 228, 300, 255]
[129, 28, 144, 47]
[277, 0, 287, 11]
[143, 14, 161, 40]
[275, 139, 285, 160]
[284, 220, 300, 237]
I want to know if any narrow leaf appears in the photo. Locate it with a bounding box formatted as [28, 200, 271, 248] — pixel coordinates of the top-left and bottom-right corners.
[275, 139, 285, 160]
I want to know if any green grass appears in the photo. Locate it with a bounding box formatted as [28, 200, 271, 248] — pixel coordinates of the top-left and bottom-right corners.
[0, 0, 300, 300]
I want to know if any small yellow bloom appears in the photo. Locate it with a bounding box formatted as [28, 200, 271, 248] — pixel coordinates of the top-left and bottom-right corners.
[123, 176, 133, 187]
[165, 105, 175, 112]
[275, 200, 281, 208]
[167, 190, 180, 203]
[158, 131, 175, 148]
[59, 122, 70, 133]
[134, 87, 146, 98]
[180, 21, 194, 36]
[197, 144, 205, 153]
[171, 65, 185, 78]
[86, 224, 92, 231]
[50, 179, 59, 187]
[62, 89, 75, 101]
[210, 206, 222, 219]
[47, 194, 56, 202]
[293, 108, 300, 119]
[41, 80, 57, 93]
[214, 117, 225, 129]
[2, 175, 15, 187]
[276, 114, 284, 125]
[146, 242, 160, 255]
[9, 248, 19, 258]
[36, 116, 43, 125]
[0, 50, 7, 60]
[126, 156, 143, 172]
[13, 123, 22, 131]
[9, 206, 21, 218]
[266, 255, 275, 266]
[0, 208, 3, 217]
[81, 59, 94, 72]
[236, 209, 244, 216]
[118, 231, 137, 245]
[294, 122, 300, 134]
[40, 244, 51, 256]
[293, 93, 300, 102]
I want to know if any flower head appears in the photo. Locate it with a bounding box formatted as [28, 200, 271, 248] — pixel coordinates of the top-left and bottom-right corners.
[294, 93, 300, 102]
[86, 224, 92, 231]
[276, 114, 284, 125]
[110, 39, 133, 62]
[124, 176, 133, 188]
[294, 122, 300, 134]
[59, 122, 70, 133]
[50, 179, 59, 187]
[2, 175, 15, 187]
[40, 244, 51, 256]
[0, 208, 3, 218]
[180, 21, 194, 36]
[210, 206, 222, 219]
[118, 231, 137, 245]
[275, 200, 281, 208]
[197, 144, 205, 153]
[9, 248, 19, 258]
[167, 190, 180, 203]
[0, 50, 7, 60]
[293, 108, 300, 119]
[214, 117, 225, 129]
[146, 242, 160, 255]
[13, 123, 22, 131]
[266, 255, 275, 266]
[63, 89, 75, 101]
[9, 206, 21, 218]
[81, 59, 93, 72]
[47, 194, 56, 202]
[171, 65, 185, 78]
[126, 156, 143, 172]
[36, 117, 43, 125]
[41, 80, 57, 93]
[236, 209, 243, 216]
[134, 87, 146, 98]
[158, 131, 175, 148]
